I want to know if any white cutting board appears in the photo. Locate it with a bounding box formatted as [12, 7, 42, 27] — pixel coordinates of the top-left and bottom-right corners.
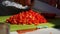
[10, 28, 60, 34]
[25, 28, 60, 34]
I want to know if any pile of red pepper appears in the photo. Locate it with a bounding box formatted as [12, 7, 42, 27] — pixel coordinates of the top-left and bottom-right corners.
[6, 9, 47, 25]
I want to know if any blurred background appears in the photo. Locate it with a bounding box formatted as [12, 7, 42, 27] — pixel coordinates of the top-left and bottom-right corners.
[39, 0, 60, 9]
[0, 0, 60, 16]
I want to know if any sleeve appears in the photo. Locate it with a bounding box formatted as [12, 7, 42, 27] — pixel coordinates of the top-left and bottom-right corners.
[2, 0, 28, 9]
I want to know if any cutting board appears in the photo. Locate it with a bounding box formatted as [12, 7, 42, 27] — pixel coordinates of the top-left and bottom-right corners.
[0, 16, 60, 32]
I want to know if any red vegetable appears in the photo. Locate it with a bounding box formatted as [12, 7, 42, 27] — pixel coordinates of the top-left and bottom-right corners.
[6, 9, 47, 25]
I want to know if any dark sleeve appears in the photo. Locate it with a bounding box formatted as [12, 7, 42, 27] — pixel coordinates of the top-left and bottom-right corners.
[0, 4, 21, 16]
